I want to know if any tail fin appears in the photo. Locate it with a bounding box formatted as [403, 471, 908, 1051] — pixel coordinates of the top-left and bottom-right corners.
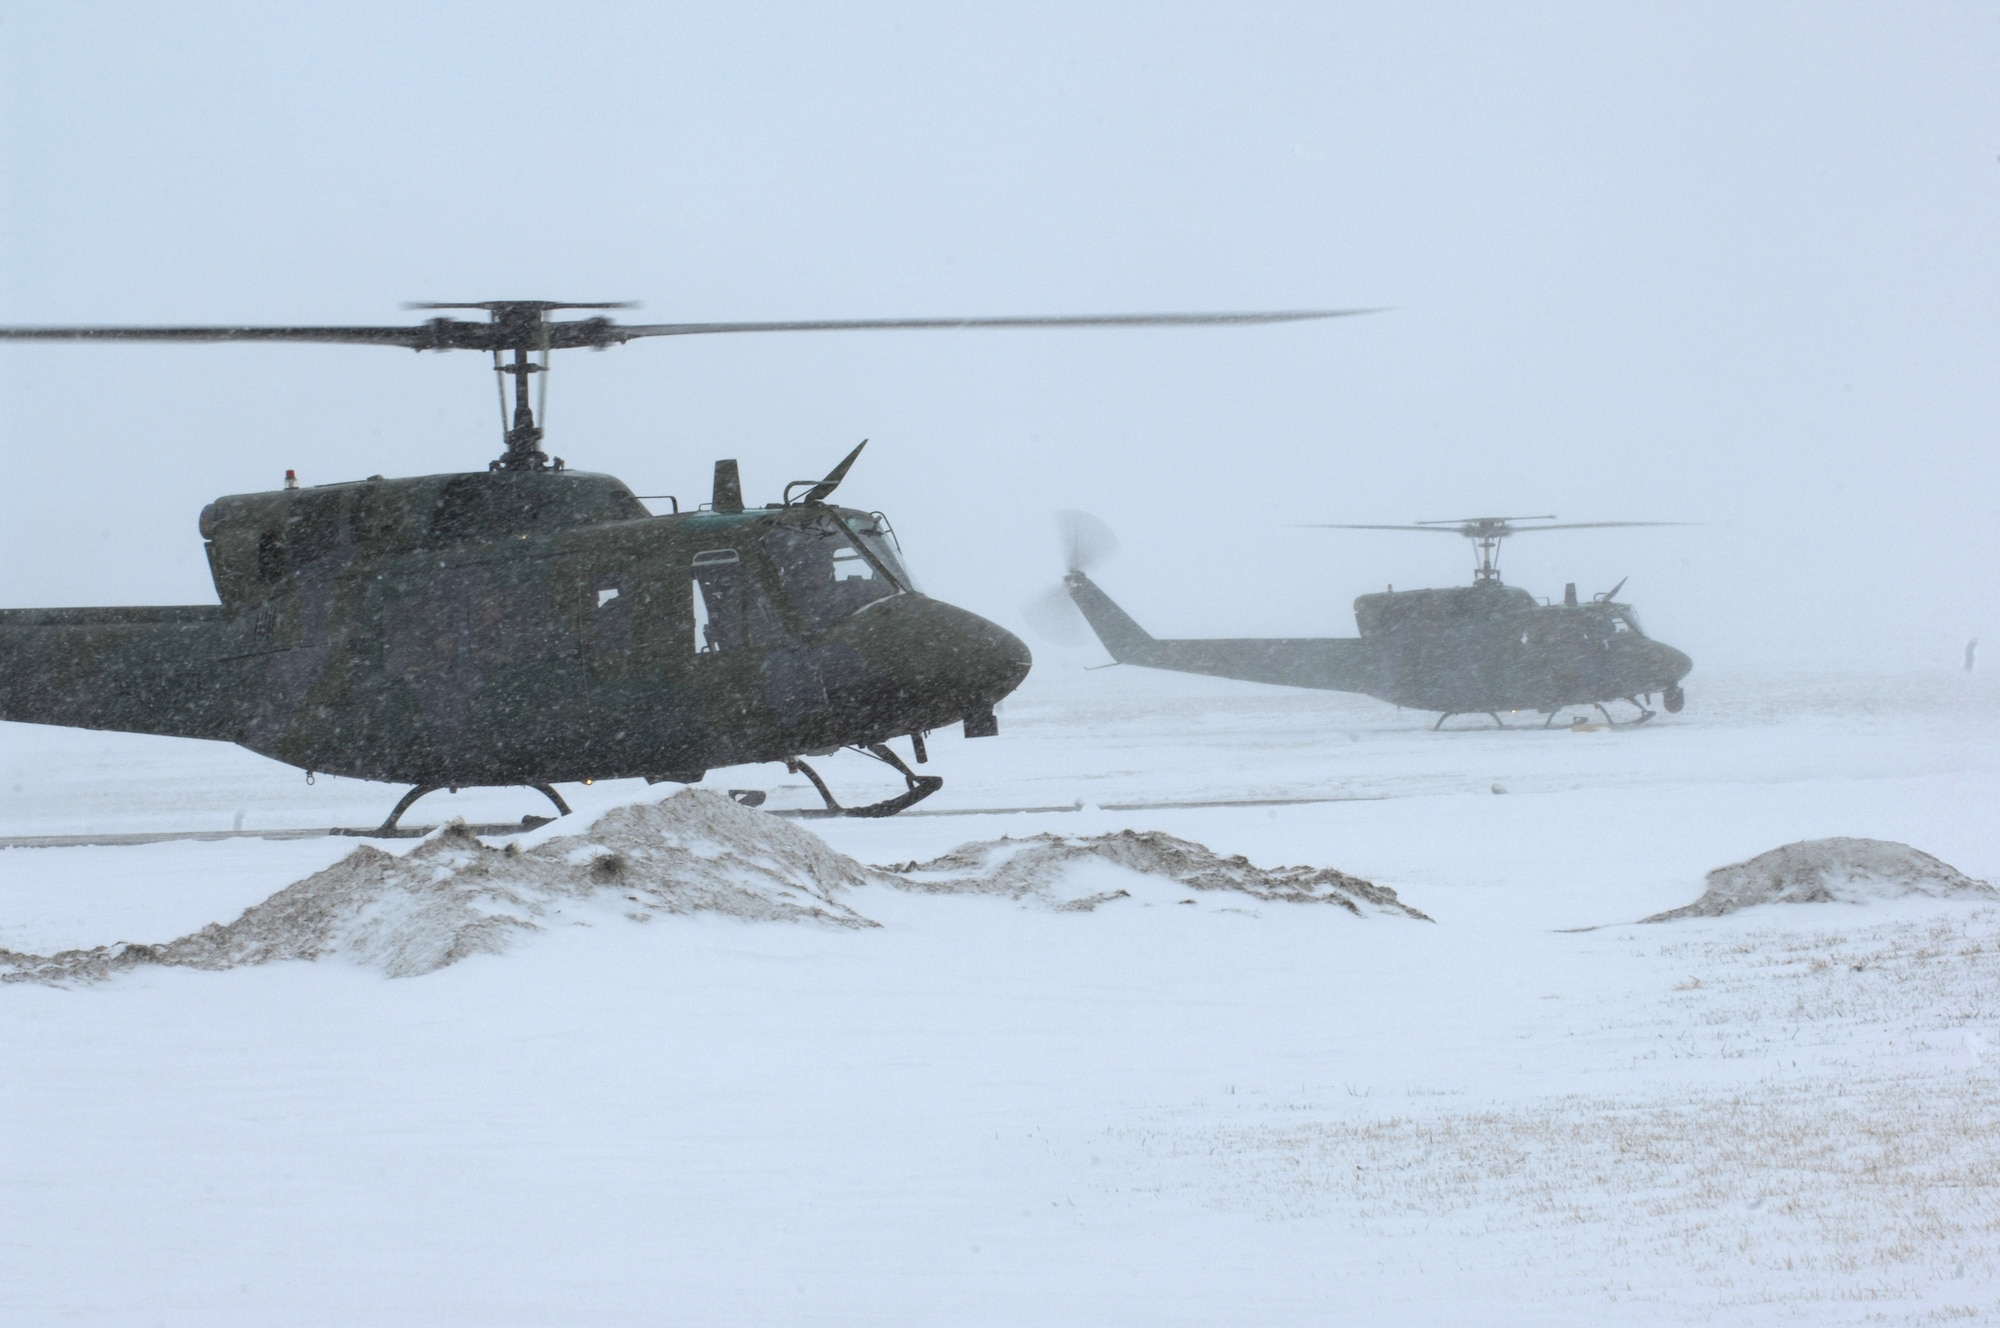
[1063, 571, 1159, 663]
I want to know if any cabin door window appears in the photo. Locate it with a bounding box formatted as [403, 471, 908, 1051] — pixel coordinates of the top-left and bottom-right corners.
[593, 578, 632, 658]
[691, 549, 743, 654]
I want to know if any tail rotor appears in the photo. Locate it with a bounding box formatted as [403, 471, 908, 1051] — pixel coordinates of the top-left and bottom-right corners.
[1023, 510, 1119, 644]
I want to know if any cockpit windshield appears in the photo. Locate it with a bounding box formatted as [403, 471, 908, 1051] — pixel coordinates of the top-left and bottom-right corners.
[1611, 607, 1646, 637]
[763, 514, 908, 633]
[838, 512, 915, 591]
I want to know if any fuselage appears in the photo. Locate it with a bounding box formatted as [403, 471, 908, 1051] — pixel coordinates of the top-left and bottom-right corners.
[1349, 584, 1690, 713]
[0, 470, 1031, 783]
[1064, 572, 1691, 717]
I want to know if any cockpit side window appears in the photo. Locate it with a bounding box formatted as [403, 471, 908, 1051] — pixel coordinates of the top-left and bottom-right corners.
[763, 517, 903, 633]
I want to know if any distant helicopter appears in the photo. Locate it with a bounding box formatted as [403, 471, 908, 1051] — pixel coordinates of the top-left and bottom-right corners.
[0, 300, 1364, 827]
[1044, 513, 1693, 727]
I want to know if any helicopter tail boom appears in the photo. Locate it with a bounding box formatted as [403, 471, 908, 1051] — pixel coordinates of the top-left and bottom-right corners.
[0, 607, 244, 742]
[1063, 572, 1378, 692]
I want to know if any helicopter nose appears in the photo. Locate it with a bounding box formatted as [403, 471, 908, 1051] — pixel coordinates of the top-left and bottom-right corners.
[817, 594, 1032, 731]
[1657, 642, 1693, 683]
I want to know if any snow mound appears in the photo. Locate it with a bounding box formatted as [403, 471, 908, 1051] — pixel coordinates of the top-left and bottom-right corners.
[881, 829, 1430, 920]
[0, 791, 876, 984]
[0, 794, 1422, 985]
[1643, 837, 1995, 922]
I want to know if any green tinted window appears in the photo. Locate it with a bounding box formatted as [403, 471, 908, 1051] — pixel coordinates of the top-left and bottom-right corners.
[763, 517, 901, 632]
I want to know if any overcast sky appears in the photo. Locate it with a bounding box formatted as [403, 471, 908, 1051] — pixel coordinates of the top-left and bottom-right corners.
[2, 3, 1995, 673]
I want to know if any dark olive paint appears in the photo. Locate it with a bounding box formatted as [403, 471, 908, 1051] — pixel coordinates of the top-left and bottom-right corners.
[0, 469, 1031, 787]
[0, 297, 1362, 813]
[1065, 573, 1691, 723]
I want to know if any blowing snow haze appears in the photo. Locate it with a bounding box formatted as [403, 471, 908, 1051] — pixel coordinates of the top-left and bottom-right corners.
[0, 6, 1995, 671]
[5, 11, 2000, 1325]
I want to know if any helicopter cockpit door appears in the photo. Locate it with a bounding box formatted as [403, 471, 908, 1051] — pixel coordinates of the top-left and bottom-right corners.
[690, 544, 834, 741]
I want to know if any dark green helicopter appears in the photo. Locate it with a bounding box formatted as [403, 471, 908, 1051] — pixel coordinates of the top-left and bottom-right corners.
[0, 300, 1361, 827]
[1045, 512, 1694, 727]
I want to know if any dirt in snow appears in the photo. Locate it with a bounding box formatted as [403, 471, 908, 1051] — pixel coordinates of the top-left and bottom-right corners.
[879, 829, 1429, 919]
[0, 791, 1419, 984]
[1643, 836, 1994, 922]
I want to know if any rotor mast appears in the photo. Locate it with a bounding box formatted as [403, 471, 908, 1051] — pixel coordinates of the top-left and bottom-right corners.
[1428, 517, 1549, 586]
[418, 300, 633, 473]
[1471, 530, 1504, 585]
[499, 344, 547, 469]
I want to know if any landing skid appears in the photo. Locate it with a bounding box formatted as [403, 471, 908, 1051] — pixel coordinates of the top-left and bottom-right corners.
[1434, 697, 1660, 732]
[336, 782, 575, 838]
[787, 742, 943, 818]
[1433, 711, 1514, 730]
[1596, 696, 1656, 727]
[1538, 698, 1656, 729]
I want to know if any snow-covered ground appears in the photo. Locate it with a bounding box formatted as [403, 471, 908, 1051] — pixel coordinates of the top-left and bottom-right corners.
[5, 666, 1999, 1325]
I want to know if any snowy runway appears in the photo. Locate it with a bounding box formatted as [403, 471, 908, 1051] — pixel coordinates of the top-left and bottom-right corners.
[4, 668, 1998, 1324]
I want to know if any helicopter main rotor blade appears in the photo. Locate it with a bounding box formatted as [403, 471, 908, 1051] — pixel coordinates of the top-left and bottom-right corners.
[1293, 523, 1472, 534]
[0, 320, 639, 352]
[1488, 521, 1699, 532]
[1296, 520, 1696, 534]
[404, 301, 635, 311]
[1414, 515, 1556, 527]
[0, 325, 446, 346]
[612, 309, 1378, 339]
[0, 307, 1377, 353]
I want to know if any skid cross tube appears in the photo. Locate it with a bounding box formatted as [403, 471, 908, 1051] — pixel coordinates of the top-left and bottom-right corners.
[368, 782, 573, 836]
[787, 740, 943, 817]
